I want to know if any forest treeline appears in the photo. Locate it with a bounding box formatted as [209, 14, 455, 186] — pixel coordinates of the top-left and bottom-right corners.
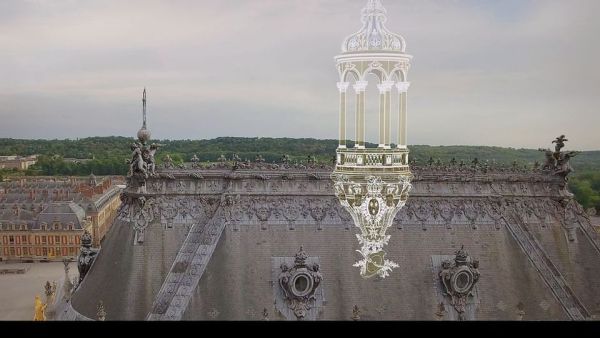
[0, 137, 598, 212]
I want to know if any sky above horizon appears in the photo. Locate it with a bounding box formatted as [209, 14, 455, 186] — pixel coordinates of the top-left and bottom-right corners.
[1, 0, 599, 150]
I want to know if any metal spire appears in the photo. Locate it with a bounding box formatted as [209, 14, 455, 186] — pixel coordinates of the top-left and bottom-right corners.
[142, 88, 147, 129]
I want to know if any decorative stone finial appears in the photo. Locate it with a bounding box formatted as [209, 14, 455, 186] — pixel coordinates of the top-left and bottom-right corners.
[78, 231, 99, 284]
[516, 302, 525, 320]
[435, 302, 447, 320]
[81, 230, 92, 249]
[352, 305, 361, 321]
[137, 88, 151, 145]
[294, 246, 308, 267]
[97, 301, 106, 321]
[454, 245, 469, 266]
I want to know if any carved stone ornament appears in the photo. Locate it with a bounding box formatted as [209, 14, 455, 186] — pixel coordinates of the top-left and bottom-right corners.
[278, 247, 323, 320]
[539, 135, 579, 182]
[127, 89, 161, 192]
[439, 246, 480, 320]
[77, 230, 99, 284]
[333, 174, 412, 278]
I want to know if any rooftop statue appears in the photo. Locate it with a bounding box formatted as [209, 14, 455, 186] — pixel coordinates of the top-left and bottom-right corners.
[539, 135, 579, 180]
[128, 143, 146, 178]
[33, 295, 47, 321]
[143, 144, 161, 176]
[552, 135, 568, 153]
[77, 230, 99, 284]
[163, 154, 175, 169]
[127, 89, 162, 192]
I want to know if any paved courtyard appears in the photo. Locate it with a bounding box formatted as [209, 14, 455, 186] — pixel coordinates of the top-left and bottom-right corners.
[0, 262, 72, 320]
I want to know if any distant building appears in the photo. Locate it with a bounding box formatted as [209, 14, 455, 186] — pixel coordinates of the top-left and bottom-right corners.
[0, 175, 124, 261]
[0, 155, 38, 170]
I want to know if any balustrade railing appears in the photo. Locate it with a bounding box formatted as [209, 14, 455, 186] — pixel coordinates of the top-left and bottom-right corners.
[336, 148, 409, 167]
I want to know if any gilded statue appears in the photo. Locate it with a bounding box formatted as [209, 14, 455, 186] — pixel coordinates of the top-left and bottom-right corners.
[33, 295, 47, 321]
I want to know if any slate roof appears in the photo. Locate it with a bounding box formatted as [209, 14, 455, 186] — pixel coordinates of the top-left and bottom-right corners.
[37, 202, 86, 229]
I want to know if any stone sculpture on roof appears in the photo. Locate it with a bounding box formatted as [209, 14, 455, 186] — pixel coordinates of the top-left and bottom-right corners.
[127, 89, 161, 192]
[539, 135, 579, 180]
[77, 230, 99, 284]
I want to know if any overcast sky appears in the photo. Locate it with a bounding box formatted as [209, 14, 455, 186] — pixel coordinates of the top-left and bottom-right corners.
[1, 0, 599, 150]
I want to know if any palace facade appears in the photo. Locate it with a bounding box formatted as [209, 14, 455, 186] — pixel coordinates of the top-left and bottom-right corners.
[0, 175, 123, 261]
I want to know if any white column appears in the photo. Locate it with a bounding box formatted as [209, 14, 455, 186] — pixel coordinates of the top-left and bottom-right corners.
[377, 81, 394, 148]
[337, 82, 350, 148]
[396, 82, 411, 148]
[353, 81, 368, 148]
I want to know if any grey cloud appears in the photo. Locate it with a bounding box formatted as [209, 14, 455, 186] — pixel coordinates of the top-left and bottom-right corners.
[0, 0, 598, 150]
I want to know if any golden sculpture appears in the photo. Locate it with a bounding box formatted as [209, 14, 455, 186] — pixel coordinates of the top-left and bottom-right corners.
[33, 295, 47, 321]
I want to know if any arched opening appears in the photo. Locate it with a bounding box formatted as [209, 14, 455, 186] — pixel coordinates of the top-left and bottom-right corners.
[344, 71, 359, 148]
[390, 72, 401, 148]
[364, 71, 384, 147]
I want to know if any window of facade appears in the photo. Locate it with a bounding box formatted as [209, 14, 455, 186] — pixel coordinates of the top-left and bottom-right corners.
[49, 236, 54, 245]
[62, 247, 68, 256]
[41, 236, 46, 244]
[9, 236, 14, 244]
[55, 236, 60, 243]
[3, 248, 8, 255]
[2, 236, 6, 244]
[15, 236, 20, 244]
[42, 247, 47, 256]
[35, 248, 41, 256]
[69, 236, 74, 244]
[55, 247, 61, 256]
[54, 223, 59, 230]
[9, 248, 15, 256]
[16, 248, 21, 256]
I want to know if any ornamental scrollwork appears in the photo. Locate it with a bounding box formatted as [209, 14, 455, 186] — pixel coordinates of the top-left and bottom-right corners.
[439, 246, 480, 320]
[278, 247, 323, 320]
